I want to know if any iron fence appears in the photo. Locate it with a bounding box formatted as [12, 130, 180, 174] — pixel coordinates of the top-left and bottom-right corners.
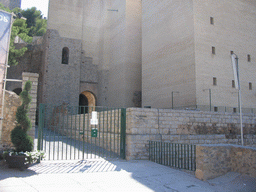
[149, 141, 196, 171]
[37, 104, 126, 160]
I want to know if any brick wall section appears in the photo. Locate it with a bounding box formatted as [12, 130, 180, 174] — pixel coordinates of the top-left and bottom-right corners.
[126, 108, 256, 160]
[0, 91, 21, 150]
[22, 72, 39, 140]
[196, 144, 256, 180]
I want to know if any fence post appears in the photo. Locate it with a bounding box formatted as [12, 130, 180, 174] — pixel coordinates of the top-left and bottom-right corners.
[37, 103, 45, 151]
[120, 108, 126, 159]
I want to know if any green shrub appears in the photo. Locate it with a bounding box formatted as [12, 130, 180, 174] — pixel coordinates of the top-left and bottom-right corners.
[11, 126, 33, 152]
[11, 81, 33, 152]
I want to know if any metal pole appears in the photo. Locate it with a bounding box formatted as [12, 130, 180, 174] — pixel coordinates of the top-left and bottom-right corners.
[172, 91, 174, 109]
[209, 89, 211, 111]
[236, 57, 243, 146]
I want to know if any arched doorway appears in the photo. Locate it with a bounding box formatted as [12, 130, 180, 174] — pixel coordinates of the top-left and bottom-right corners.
[79, 94, 88, 114]
[79, 91, 96, 114]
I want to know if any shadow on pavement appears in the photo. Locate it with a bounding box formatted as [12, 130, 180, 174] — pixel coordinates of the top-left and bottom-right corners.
[0, 160, 37, 180]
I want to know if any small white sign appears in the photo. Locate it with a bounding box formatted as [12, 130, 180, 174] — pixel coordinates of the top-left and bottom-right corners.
[90, 111, 98, 125]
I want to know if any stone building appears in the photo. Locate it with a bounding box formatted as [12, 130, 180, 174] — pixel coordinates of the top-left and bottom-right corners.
[6, 0, 256, 111]
[0, 0, 21, 9]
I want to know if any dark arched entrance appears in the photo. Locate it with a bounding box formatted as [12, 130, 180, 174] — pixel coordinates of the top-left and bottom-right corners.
[13, 88, 22, 95]
[78, 91, 96, 114]
[79, 94, 88, 114]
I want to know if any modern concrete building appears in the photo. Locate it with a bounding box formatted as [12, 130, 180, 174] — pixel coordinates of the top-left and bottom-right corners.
[142, 0, 256, 112]
[6, 0, 256, 111]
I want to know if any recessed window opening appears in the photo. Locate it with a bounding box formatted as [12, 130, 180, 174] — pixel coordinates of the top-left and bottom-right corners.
[248, 54, 251, 62]
[214, 107, 218, 112]
[233, 108, 237, 113]
[232, 80, 235, 88]
[62, 47, 69, 64]
[249, 82, 252, 90]
[210, 17, 214, 25]
[212, 46, 215, 54]
[213, 77, 217, 86]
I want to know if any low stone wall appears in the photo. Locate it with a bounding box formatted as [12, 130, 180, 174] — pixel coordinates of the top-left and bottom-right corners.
[0, 91, 21, 150]
[126, 108, 256, 160]
[0, 72, 38, 150]
[195, 144, 256, 180]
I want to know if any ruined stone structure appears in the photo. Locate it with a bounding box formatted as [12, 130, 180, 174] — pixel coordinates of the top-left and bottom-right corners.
[0, 0, 21, 9]
[0, 72, 38, 150]
[196, 144, 256, 180]
[6, 0, 256, 111]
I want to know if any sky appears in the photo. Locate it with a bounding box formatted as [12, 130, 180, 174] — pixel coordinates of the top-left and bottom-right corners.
[21, 0, 49, 18]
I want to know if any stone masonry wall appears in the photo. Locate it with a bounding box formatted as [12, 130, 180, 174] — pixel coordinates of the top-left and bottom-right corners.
[196, 144, 256, 180]
[0, 91, 21, 150]
[22, 72, 39, 140]
[0, 73, 38, 150]
[126, 108, 256, 160]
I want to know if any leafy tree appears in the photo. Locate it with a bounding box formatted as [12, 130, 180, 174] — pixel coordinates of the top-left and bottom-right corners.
[8, 19, 32, 65]
[0, 4, 47, 65]
[21, 7, 46, 37]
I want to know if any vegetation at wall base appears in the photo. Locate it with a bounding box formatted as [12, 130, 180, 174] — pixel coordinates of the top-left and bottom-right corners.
[11, 81, 33, 152]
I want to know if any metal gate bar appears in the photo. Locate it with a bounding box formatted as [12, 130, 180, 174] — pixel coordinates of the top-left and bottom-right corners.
[149, 141, 196, 171]
[38, 104, 126, 160]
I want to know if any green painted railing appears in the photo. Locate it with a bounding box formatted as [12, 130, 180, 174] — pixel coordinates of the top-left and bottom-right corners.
[149, 141, 196, 171]
[38, 104, 126, 160]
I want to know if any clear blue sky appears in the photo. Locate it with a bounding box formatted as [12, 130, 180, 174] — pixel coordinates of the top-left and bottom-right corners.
[21, 0, 49, 18]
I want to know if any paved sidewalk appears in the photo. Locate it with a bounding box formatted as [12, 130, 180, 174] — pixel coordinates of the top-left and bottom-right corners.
[0, 159, 255, 192]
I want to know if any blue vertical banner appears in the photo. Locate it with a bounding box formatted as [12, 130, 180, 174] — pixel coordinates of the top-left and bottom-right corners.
[0, 10, 12, 99]
[0, 10, 12, 66]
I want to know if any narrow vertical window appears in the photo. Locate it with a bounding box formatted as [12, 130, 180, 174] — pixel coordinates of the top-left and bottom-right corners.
[232, 80, 235, 88]
[247, 54, 251, 62]
[213, 77, 217, 86]
[212, 46, 215, 54]
[210, 17, 214, 25]
[62, 47, 69, 64]
[249, 82, 252, 90]
[233, 108, 237, 113]
[214, 107, 218, 112]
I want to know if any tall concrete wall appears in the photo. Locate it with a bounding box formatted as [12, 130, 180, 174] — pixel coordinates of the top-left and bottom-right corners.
[47, 0, 142, 108]
[142, 0, 196, 109]
[194, 0, 256, 109]
[99, 0, 142, 107]
[142, 0, 256, 110]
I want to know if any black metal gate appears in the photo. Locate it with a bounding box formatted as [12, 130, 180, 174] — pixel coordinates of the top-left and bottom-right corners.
[37, 104, 126, 160]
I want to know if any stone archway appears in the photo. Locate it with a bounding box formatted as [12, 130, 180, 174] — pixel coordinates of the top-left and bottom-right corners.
[79, 91, 96, 114]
